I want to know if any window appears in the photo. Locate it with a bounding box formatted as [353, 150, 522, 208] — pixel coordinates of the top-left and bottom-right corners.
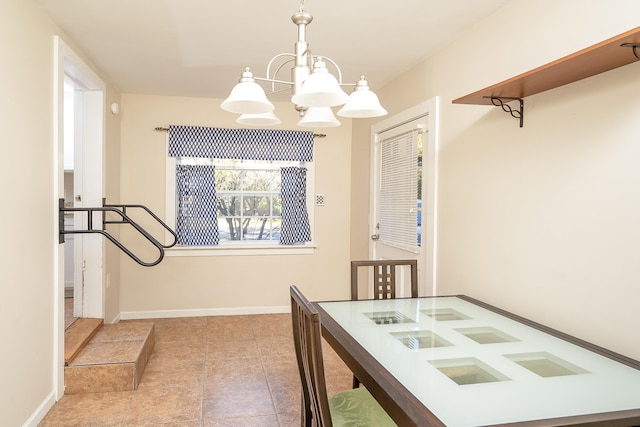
[177, 157, 303, 244]
[213, 159, 286, 242]
[379, 128, 422, 252]
[165, 126, 315, 253]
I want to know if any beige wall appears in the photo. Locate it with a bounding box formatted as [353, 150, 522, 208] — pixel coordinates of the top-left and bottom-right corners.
[0, 2, 58, 425]
[118, 94, 353, 313]
[0, 1, 120, 424]
[352, 0, 640, 360]
[5, 0, 640, 423]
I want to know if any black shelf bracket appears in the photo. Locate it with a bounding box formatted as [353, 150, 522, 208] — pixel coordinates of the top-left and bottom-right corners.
[484, 96, 524, 128]
[621, 43, 640, 60]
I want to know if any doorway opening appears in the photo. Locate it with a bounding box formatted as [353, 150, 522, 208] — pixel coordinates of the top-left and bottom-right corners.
[54, 36, 105, 398]
[62, 80, 78, 329]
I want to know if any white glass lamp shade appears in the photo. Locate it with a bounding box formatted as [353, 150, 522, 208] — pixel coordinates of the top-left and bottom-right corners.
[291, 58, 349, 107]
[298, 107, 340, 128]
[221, 68, 274, 114]
[236, 111, 281, 126]
[338, 76, 388, 118]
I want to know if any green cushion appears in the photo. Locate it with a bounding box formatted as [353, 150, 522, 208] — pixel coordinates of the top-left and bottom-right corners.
[328, 387, 397, 426]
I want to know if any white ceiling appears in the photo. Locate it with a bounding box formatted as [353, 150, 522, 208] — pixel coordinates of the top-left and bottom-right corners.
[34, 0, 511, 100]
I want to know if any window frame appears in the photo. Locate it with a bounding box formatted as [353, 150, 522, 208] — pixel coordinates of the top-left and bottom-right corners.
[164, 138, 316, 256]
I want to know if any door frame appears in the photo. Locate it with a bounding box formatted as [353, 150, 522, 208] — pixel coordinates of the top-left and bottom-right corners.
[369, 97, 439, 296]
[53, 36, 105, 398]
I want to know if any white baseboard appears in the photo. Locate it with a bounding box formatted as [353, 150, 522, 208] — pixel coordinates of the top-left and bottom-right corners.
[120, 305, 290, 320]
[107, 312, 121, 324]
[23, 390, 56, 427]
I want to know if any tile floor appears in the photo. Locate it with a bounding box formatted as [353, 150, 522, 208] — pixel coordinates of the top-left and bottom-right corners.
[39, 313, 353, 426]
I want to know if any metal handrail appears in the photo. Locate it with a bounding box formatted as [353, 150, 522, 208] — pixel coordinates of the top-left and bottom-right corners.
[102, 201, 178, 249]
[59, 199, 178, 267]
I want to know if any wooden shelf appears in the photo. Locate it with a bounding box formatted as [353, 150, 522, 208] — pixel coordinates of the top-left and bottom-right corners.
[453, 26, 640, 106]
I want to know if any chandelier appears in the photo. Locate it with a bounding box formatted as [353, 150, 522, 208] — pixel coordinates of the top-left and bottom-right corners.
[220, 1, 387, 128]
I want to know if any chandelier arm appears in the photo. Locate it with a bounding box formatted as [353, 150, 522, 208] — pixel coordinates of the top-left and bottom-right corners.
[246, 81, 294, 96]
[272, 60, 294, 77]
[254, 76, 294, 86]
[266, 53, 296, 80]
[270, 60, 297, 92]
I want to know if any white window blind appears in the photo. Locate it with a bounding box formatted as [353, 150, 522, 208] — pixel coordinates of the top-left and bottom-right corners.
[379, 129, 419, 252]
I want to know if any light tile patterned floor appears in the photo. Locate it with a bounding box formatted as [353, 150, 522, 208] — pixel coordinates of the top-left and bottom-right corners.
[40, 313, 353, 426]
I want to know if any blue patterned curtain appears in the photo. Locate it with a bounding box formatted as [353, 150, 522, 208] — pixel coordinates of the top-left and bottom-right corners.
[280, 167, 311, 245]
[168, 125, 313, 161]
[175, 164, 219, 246]
[169, 125, 314, 247]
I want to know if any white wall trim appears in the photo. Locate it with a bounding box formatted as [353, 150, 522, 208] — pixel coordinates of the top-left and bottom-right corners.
[53, 35, 107, 401]
[165, 245, 316, 257]
[52, 34, 65, 402]
[21, 391, 56, 427]
[108, 312, 122, 325]
[120, 305, 290, 320]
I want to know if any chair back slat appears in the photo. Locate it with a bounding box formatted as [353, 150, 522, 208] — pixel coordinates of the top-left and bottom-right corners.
[351, 259, 418, 300]
[373, 263, 396, 299]
[291, 285, 334, 427]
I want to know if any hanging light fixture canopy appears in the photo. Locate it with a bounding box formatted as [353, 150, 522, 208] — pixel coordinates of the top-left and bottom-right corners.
[221, 1, 387, 127]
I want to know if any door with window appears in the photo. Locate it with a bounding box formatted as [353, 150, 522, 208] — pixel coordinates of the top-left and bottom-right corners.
[369, 99, 438, 297]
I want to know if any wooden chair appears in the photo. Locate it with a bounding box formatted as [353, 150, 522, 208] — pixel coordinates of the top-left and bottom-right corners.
[350, 259, 418, 388]
[290, 285, 397, 427]
[350, 259, 418, 300]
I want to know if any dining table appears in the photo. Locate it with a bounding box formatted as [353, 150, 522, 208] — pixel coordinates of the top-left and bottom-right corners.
[314, 295, 640, 427]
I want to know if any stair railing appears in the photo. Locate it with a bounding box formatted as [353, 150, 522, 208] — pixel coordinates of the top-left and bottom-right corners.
[59, 198, 178, 267]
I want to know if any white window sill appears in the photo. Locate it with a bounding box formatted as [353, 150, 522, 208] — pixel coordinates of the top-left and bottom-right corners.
[165, 243, 317, 257]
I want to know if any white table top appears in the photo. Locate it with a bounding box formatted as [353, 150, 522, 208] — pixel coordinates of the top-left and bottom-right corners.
[318, 296, 640, 426]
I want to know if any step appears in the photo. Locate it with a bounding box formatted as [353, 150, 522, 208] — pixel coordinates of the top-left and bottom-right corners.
[65, 318, 104, 365]
[64, 321, 155, 394]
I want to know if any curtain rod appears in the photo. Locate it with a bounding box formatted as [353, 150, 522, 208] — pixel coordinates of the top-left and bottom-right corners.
[154, 126, 326, 138]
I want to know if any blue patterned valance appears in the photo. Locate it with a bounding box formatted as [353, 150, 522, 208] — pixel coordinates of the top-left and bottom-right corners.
[168, 125, 314, 162]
